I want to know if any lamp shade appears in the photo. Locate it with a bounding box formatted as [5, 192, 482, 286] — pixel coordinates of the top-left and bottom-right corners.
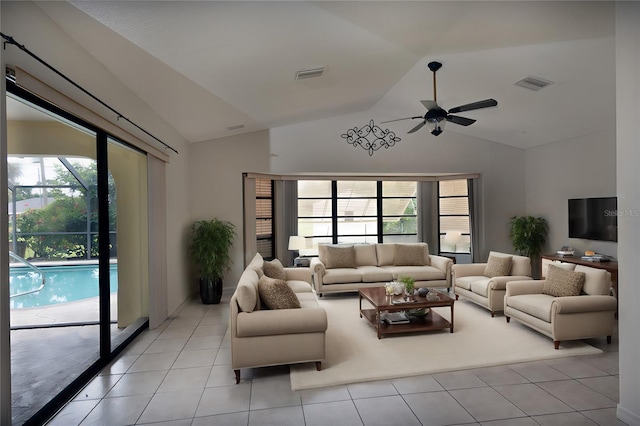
[444, 231, 463, 248]
[288, 236, 306, 251]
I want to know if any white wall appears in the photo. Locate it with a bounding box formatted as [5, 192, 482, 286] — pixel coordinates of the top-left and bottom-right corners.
[1, 1, 193, 319]
[270, 110, 527, 259]
[615, 2, 640, 424]
[188, 131, 271, 291]
[525, 128, 617, 257]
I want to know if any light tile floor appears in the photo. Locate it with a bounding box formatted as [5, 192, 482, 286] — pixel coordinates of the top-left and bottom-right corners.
[46, 294, 626, 426]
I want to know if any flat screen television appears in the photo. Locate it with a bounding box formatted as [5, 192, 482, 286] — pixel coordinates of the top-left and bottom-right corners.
[568, 197, 618, 242]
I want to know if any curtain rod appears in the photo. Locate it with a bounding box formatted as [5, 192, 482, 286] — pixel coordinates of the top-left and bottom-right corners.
[1, 32, 179, 155]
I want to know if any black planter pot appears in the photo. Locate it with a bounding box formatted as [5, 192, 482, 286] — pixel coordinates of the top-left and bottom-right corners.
[199, 277, 223, 304]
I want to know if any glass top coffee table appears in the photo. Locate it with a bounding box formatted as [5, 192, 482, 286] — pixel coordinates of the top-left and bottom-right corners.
[359, 287, 455, 339]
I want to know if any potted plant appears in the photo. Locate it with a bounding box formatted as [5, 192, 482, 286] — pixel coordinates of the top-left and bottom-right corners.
[399, 276, 415, 297]
[189, 218, 236, 304]
[508, 216, 548, 278]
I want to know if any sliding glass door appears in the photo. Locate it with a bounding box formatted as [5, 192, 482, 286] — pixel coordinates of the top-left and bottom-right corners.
[5, 85, 149, 424]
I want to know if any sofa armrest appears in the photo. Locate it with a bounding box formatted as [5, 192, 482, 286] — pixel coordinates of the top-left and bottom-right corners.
[310, 257, 326, 275]
[452, 263, 487, 278]
[284, 267, 312, 284]
[429, 255, 453, 273]
[489, 275, 532, 291]
[552, 295, 618, 314]
[505, 280, 545, 296]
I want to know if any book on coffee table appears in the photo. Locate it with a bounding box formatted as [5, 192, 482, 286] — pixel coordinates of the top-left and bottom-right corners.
[383, 312, 410, 325]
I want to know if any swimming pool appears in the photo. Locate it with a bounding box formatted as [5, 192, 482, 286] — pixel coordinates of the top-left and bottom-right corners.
[9, 264, 118, 309]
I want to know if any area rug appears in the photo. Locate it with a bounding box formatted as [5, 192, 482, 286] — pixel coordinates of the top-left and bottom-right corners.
[290, 295, 602, 390]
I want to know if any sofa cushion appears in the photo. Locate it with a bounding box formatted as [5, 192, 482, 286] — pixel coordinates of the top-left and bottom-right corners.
[236, 269, 259, 313]
[455, 276, 487, 291]
[354, 244, 378, 266]
[543, 261, 576, 278]
[322, 268, 363, 284]
[470, 278, 493, 297]
[484, 255, 513, 277]
[506, 294, 555, 323]
[543, 265, 585, 297]
[488, 251, 531, 276]
[384, 265, 445, 281]
[287, 280, 313, 293]
[359, 265, 394, 283]
[324, 245, 356, 269]
[574, 265, 611, 295]
[394, 244, 429, 266]
[263, 258, 287, 280]
[375, 243, 396, 266]
[258, 275, 301, 310]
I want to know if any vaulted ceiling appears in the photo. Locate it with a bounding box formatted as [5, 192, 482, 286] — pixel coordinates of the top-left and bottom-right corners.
[27, 1, 616, 148]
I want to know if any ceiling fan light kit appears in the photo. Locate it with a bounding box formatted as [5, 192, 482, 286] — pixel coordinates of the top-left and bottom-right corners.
[383, 61, 498, 136]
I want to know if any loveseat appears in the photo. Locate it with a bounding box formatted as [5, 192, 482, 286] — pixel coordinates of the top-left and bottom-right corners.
[504, 263, 617, 349]
[452, 251, 532, 317]
[230, 253, 327, 383]
[310, 243, 453, 296]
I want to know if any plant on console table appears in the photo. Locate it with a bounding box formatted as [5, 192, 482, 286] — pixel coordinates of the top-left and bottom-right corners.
[508, 215, 548, 278]
[189, 218, 236, 304]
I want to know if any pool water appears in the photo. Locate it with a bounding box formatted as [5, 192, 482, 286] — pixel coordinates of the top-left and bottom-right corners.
[9, 264, 118, 309]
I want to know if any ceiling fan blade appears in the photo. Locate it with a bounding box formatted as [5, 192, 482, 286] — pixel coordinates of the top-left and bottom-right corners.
[421, 100, 438, 110]
[448, 98, 497, 114]
[447, 115, 476, 126]
[380, 116, 423, 124]
[407, 121, 426, 134]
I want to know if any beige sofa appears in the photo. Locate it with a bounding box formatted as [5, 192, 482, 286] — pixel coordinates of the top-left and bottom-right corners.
[504, 263, 617, 349]
[310, 243, 452, 296]
[452, 251, 532, 317]
[230, 253, 327, 383]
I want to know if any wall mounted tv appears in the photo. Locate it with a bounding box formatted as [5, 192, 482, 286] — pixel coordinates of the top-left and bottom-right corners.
[568, 197, 618, 242]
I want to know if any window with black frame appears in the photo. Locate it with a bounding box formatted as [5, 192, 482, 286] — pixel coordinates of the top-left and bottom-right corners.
[438, 179, 472, 254]
[256, 178, 274, 260]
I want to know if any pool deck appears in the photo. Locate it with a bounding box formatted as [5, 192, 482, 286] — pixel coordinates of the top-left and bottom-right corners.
[10, 293, 118, 327]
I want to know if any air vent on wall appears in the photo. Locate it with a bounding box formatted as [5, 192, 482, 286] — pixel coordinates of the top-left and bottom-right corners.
[515, 76, 553, 91]
[295, 67, 325, 80]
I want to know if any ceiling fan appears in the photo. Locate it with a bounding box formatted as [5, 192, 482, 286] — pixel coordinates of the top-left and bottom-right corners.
[383, 61, 497, 136]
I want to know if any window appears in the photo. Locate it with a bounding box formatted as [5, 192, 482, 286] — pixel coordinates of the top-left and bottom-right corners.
[256, 178, 274, 259]
[297, 180, 417, 245]
[438, 179, 471, 253]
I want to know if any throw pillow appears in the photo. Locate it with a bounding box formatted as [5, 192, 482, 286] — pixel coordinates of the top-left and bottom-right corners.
[394, 244, 427, 266]
[263, 258, 287, 280]
[324, 245, 356, 269]
[484, 255, 513, 277]
[257, 275, 301, 310]
[543, 265, 586, 297]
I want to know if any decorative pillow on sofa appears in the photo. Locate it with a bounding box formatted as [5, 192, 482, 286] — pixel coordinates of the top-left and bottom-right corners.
[484, 255, 513, 277]
[263, 258, 287, 280]
[394, 244, 428, 266]
[257, 275, 301, 310]
[324, 245, 356, 269]
[543, 264, 586, 297]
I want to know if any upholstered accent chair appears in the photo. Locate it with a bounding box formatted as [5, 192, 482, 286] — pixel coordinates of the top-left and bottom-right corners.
[452, 251, 532, 317]
[504, 264, 617, 349]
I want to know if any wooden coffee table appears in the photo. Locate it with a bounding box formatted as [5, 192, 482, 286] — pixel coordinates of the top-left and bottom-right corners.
[359, 287, 455, 339]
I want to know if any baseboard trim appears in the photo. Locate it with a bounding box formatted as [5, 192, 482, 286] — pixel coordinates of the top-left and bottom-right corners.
[617, 403, 640, 426]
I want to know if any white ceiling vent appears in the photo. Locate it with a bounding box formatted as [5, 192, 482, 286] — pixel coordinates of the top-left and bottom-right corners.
[515, 76, 553, 91]
[226, 124, 245, 131]
[295, 67, 325, 80]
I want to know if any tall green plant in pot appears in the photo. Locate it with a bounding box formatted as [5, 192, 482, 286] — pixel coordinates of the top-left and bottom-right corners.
[508, 216, 548, 278]
[190, 219, 236, 304]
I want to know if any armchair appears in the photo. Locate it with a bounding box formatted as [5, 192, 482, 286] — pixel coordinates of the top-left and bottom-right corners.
[504, 264, 617, 349]
[452, 251, 531, 317]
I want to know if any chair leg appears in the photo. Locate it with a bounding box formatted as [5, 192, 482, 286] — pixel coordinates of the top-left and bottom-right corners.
[505, 316, 510, 323]
[315, 361, 322, 371]
[554, 341, 560, 350]
[234, 369, 240, 384]
[607, 335, 612, 344]
[455, 294, 459, 300]
[490, 311, 495, 318]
